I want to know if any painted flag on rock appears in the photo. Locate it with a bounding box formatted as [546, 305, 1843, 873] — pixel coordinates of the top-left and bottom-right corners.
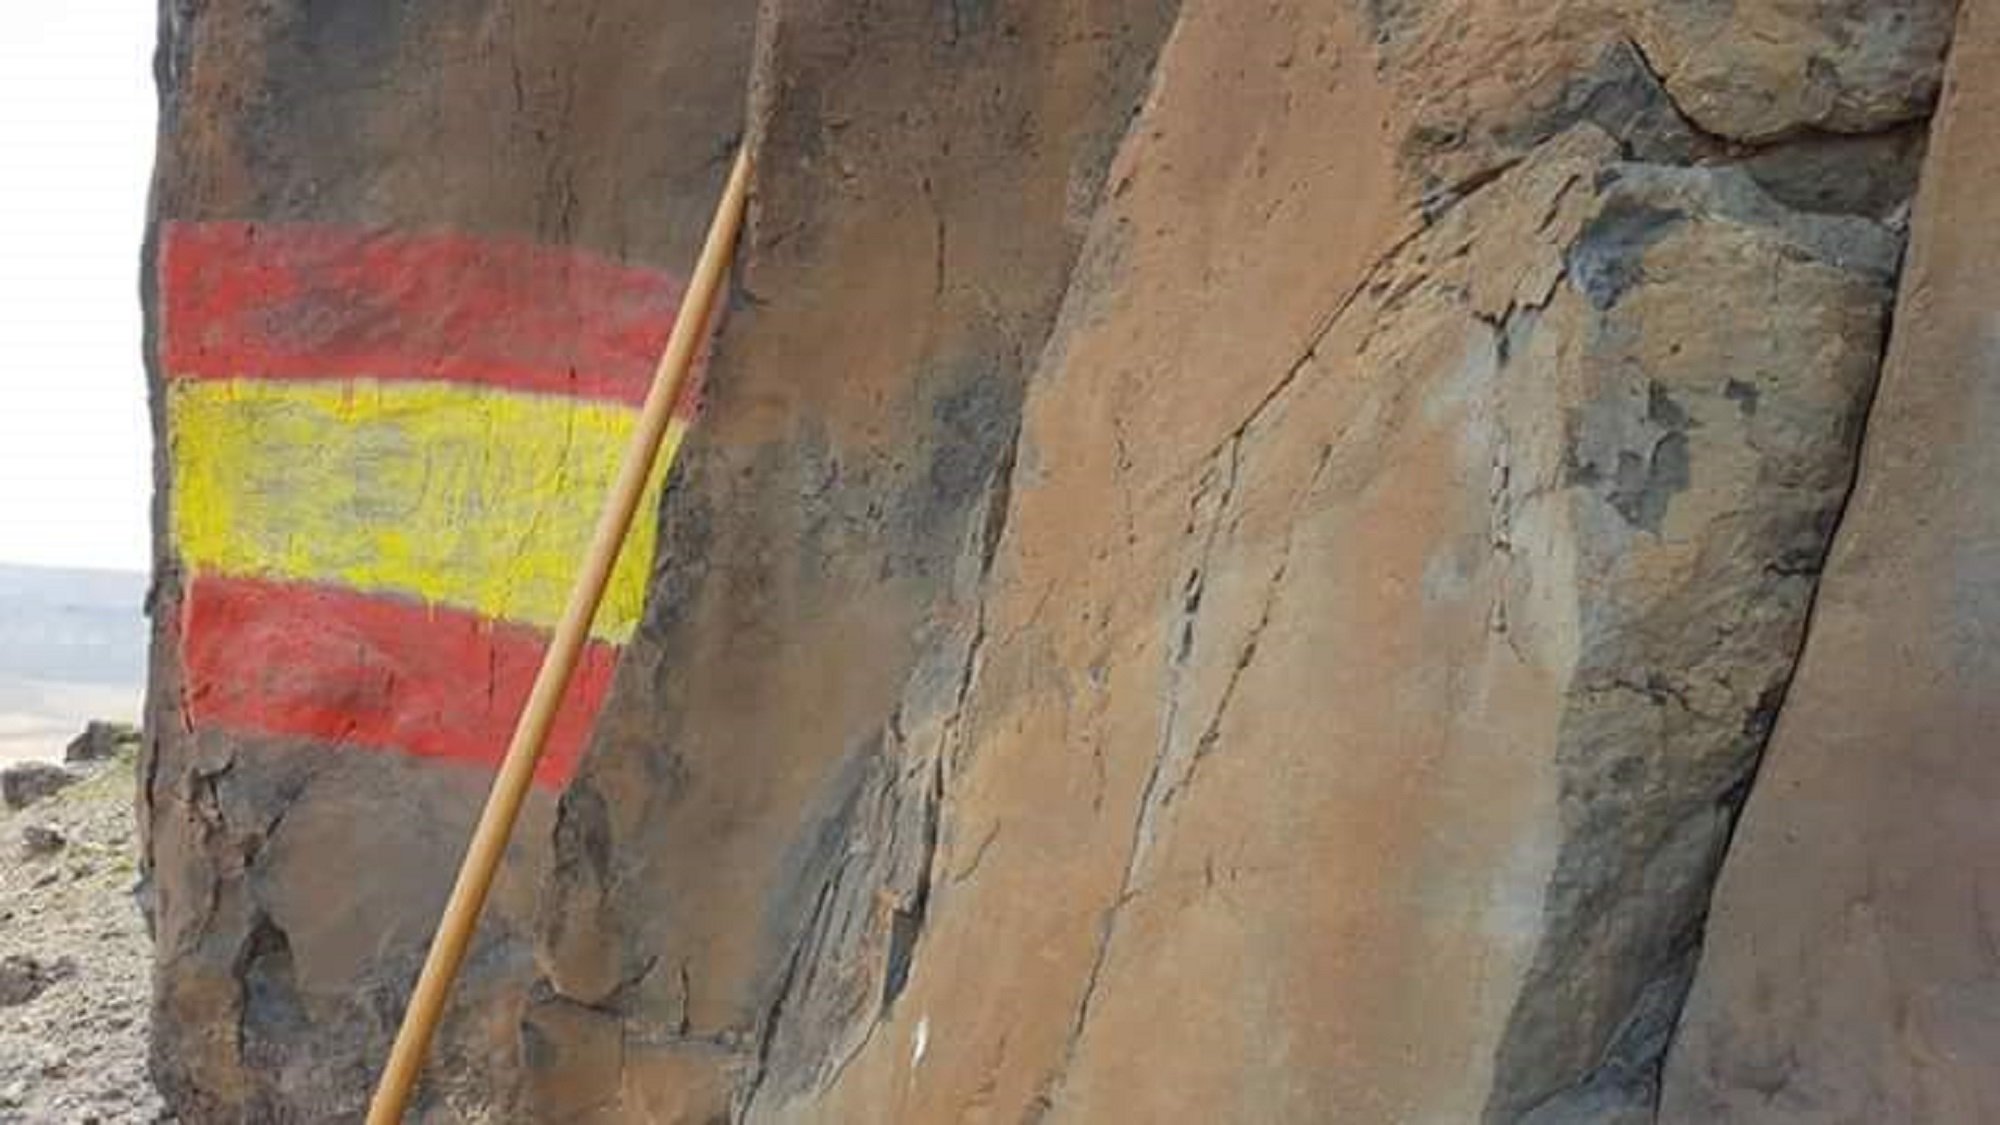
[160, 221, 704, 786]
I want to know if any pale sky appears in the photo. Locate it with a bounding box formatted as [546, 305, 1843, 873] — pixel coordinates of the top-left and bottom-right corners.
[0, 6, 157, 573]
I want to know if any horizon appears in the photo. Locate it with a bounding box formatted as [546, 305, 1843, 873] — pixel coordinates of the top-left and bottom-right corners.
[0, 557, 148, 579]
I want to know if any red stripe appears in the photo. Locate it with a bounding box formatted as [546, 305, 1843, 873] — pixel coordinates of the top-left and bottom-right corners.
[182, 574, 619, 787]
[161, 221, 701, 410]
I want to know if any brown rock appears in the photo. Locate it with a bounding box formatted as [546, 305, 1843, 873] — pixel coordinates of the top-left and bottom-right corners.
[139, 1, 1975, 1120]
[2, 763, 78, 811]
[64, 721, 139, 764]
[532, 3, 1907, 1117]
[142, 2, 755, 1119]
[0, 954, 75, 1008]
[20, 824, 66, 857]
[1372, 1, 1957, 188]
[1631, 0, 1958, 141]
[772, 120, 1895, 1125]
[1663, 2, 2000, 1121]
[529, 0, 1184, 1111]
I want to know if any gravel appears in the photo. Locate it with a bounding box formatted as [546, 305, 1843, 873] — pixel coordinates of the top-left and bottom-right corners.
[0, 748, 168, 1124]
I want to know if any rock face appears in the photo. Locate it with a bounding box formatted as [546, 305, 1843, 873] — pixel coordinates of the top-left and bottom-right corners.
[1662, 3, 2000, 1120]
[144, 2, 753, 1119]
[140, 1, 1988, 1123]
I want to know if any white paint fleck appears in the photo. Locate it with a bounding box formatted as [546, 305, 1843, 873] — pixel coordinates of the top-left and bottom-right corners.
[911, 1015, 930, 1069]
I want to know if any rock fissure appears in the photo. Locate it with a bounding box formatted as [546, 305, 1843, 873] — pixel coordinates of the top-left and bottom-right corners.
[1038, 332, 1346, 1119]
[1206, 220, 1429, 469]
[1165, 441, 1334, 814]
[1028, 431, 1252, 1122]
[741, 869, 840, 1112]
[1026, 903, 1119, 1125]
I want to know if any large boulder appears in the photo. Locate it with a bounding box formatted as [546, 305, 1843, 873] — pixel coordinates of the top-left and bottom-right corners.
[2, 763, 78, 811]
[142, 1, 1972, 1122]
[64, 720, 139, 764]
[528, 3, 1923, 1121]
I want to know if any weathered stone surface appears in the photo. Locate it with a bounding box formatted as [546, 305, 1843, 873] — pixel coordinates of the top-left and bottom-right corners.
[62, 721, 139, 764]
[142, 1, 1973, 1120]
[1367, 1, 1696, 194]
[528, 0, 1182, 1114]
[540, 1, 1906, 1117]
[2, 762, 79, 810]
[1631, 0, 1958, 141]
[1663, 2, 2000, 1120]
[144, 2, 753, 1120]
[1371, 1, 1956, 190]
[762, 113, 1894, 1125]
[1734, 125, 1929, 220]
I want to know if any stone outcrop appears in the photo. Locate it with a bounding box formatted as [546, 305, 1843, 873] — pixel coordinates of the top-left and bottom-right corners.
[139, 1, 1991, 1122]
[2, 763, 79, 811]
[1662, 2, 2000, 1120]
[144, 3, 753, 1119]
[524, 4, 1181, 1119]
[66, 721, 141, 764]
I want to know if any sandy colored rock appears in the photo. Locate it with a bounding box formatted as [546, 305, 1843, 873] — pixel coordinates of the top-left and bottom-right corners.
[1663, 2, 2000, 1121]
[762, 111, 1895, 1125]
[1631, 0, 1957, 141]
[137, 1, 1980, 1121]
[529, 1, 1182, 1113]
[532, 2, 1905, 1118]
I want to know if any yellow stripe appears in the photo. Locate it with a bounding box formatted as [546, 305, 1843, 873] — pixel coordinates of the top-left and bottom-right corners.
[169, 379, 686, 642]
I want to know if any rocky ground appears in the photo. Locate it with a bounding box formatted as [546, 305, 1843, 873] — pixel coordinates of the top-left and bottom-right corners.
[0, 731, 167, 1124]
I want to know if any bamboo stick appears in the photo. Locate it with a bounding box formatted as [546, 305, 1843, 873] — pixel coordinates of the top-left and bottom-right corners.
[366, 147, 752, 1124]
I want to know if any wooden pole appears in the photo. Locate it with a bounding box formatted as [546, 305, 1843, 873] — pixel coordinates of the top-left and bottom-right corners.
[366, 147, 752, 1125]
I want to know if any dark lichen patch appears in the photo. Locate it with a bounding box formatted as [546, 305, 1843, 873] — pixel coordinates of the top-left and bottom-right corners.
[1735, 125, 1928, 220]
[1724, 378, 1761, 416]
[1563, 445, 1604, 488]
[635, 451, 720, 643]
[881, 902, 922, 1009]
[941, 0, 998, 46]
[1607, 432, 1690, 532]
[551, 781, 615, 895]
[519, 1001, 560, 1071]
[1361, 0, 1424, 47]
[1567, 202, 1683, 310]
[887, 350, 1030, 581]
[1646, 382, 1689, 429]
[929, 367, 1021, 511]
[1507, 951, 1696, 1125]
[1497, 40, 1703, 167]
[236, 914, 310, 1073]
